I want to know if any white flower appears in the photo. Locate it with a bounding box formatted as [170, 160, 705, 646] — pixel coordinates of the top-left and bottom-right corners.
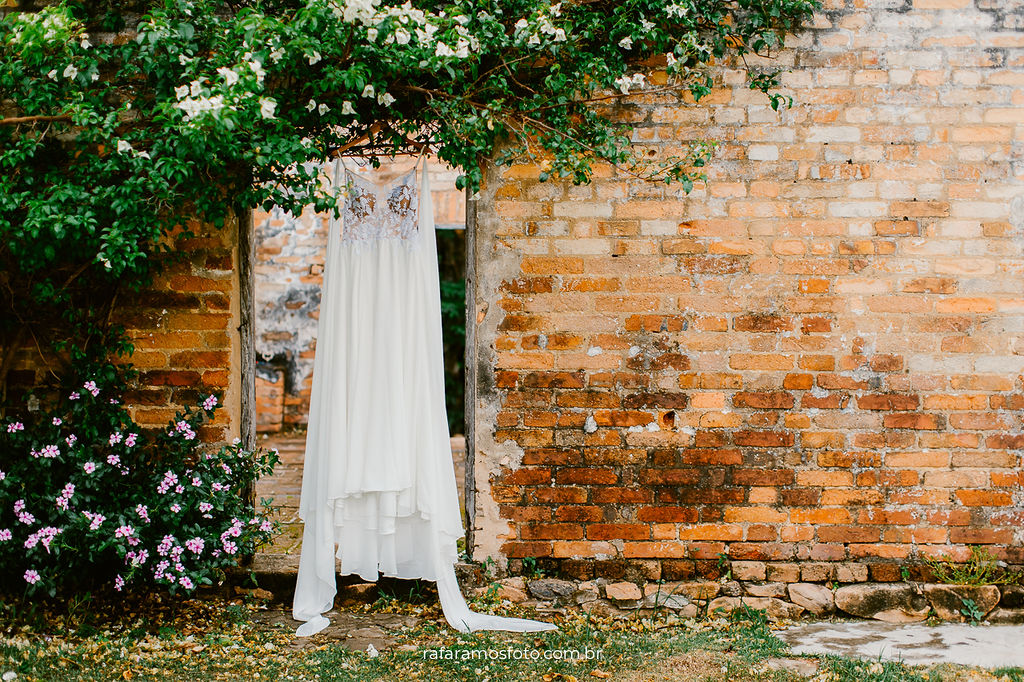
[666, 3, 688, 18]
[550, 3, 562, 16]
[189, 80, 202, 97]
[259, 97, 277, 119]
[80, 37, 92, 49]
[306, 99, 317, 111]
[394, 27, 411, 44]
[341, 101, 356, 115]
[361, 84, 375, 98]
[175, 84, 189, 99]
[91, 72, 99, 82]
[618, 36, 633, 49]
[117, 140, 132, 154]
[217, 67, 239, 87]
[435, 41, 454, 57]
[317, 103, 330, 115]
[307, 50, 321, 65]
[269, 47, 285, 63]
[178, 54, 191, 65]
[553, 28, 566, 42]
[137, 151, 150, 159]
[514, 18, 528, 31]
[527, 33, 540, 46]
[377, 92, 395, 106]
[47, 69, 57, 80]
[248, 60, 265, 83]
[641, 19, 655, 32]
[366, 27, 378, 42]
[666, 52, 678, 67]
[63, 64, 78, 79]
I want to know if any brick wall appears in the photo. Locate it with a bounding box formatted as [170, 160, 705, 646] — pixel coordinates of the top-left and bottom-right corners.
[253, 159, 466, 432]
[3, 216, 243, 444]
[120, 216, 243, 443]
[469, 0, 1024, 578]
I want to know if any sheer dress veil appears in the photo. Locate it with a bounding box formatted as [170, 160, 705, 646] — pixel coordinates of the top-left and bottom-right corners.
[292, 156, 556, 637]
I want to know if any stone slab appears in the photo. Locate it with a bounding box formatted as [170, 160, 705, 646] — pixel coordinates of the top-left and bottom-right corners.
[778, 621, 1024, 669]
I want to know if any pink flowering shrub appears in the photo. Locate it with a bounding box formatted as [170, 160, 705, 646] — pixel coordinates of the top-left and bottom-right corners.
[0, 364, 280, 597]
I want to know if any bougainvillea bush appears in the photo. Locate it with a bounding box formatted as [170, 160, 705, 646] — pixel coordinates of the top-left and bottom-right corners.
[0, 359, 280, 597]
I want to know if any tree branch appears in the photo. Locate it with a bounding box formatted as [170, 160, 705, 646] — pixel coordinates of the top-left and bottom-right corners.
[0, 114, 71, 126]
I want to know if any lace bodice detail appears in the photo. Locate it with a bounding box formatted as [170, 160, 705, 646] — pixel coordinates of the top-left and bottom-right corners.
[340, 168, 419, 244]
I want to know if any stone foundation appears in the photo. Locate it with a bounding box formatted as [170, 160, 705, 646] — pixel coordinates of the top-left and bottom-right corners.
[475, 574, 1024, 624]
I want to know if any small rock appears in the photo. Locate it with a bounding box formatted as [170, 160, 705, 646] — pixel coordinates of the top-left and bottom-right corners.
[720, 580, 743, 597]
[605, 581, 643, 601]
[788, 583, 835, 616]
[252, 588, 274, 601]
[643, 589, 691, 611]
[999, 585, 1024, 609]
[3, 672, 17, 682]
[573, 584, 601, 605]
[498, 576, 527, 591]
[834, 583, 929, 623]
[744, 582, 787, 598]
[527, 578, 575, 600]
[496, 585, 528, 603]
[987, 608, 1024, 624]
[923, 584, 1001, 621]
[645, 581, 719, 600]
[582, 599, 631, 619]
[708, 596, 803, 621]
[765, 658, 819, 677]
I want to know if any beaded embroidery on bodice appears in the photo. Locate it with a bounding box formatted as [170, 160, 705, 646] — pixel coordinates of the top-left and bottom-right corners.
[341, 168, 419, 244]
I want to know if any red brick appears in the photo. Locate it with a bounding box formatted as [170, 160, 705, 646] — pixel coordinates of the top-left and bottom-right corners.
[857, 394, 920, 411]
[555, 468, 618, 485]
[882, 413, 943, 430]
[587, 524, 650, 540]
[733, 430, 795, 447]
[733, 391, 795, 409]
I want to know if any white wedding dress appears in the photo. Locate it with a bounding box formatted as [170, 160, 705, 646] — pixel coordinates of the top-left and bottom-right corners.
[292, 157, 556, 637]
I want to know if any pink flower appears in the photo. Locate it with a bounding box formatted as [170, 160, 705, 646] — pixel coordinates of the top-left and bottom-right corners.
[185, 538, 204, 553]
[0, 529, 10, 541]
[0, 469, 5, 481]
[222, 540, 237, 555]
[13, 499, 25, 513]
[83, 512, 105, 530]
[83, 462, 96, 473]
[69, 391, 81, 400]
[202, 395, 218, 410]
[7, 421, 24, 433]
[170, 503, 181, 513]
[260, 520, 273, 532]
[136, 504, 150, 522]
[40, 444, 60, 458]
[62, 483, 75, 497]
[52, 417, 62, 426]
[66, 434, 77, 446]
[114, 575, 124, 591]
[17, 512, 34, 525]
[83, 380, 100, 396]
[55, 497, 69, 510]
[199, 502, 213, 513]
[221, 463, 232, 474]
[114, 524, 134, 538]
[107, 454, 120, 466]
[24, 569, 40, 584]
[191, 476, 202, 487]
[174, 484, 184, 493]
[125, 433, 138, 448]
[109, 432, 123, 446]
[179, 576, 194, 589]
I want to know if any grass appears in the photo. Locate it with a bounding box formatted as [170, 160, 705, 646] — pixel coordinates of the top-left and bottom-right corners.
[1, 586, 1023, 681]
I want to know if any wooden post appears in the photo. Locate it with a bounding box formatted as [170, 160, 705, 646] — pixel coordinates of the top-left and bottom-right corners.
[463, 186, 477, 554]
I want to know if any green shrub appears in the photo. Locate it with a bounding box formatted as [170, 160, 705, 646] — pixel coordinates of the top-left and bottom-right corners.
[0, 358, 279, 597]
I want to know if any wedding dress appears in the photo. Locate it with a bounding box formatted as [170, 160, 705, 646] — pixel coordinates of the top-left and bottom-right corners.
[292, 156, 556, 637]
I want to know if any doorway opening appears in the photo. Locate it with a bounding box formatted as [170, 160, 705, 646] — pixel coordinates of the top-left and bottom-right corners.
[249, 159, 470, 557]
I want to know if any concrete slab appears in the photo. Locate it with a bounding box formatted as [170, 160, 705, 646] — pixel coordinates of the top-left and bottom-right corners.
[778, 621, 1024, 669]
